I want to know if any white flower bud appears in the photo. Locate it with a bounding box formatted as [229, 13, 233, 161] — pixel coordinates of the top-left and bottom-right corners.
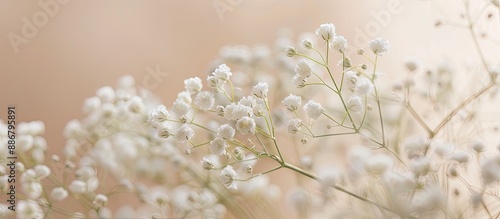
[158, 122, 174, 138]
[301, 37, 313, 49]
[470, 140, 485, 153]
[69, 180, 87, 194]
[93, 194, 108, 208]
[96, 86, 115, 103]
[212, 64, 233, 81]
[292, 74, 307, 88]
[82, 96, 101, 114]
[449, 151, 469, 163]
[295, 60, 312, 78]
[201, 157, 215, 170]
[34, 165, 51, 179]
[355, 77, 374, 95]
[364, 154, 394, 174]
[285, 46, 297, 57]
[220, 165, 238, 189]
[347, 95, 364, 113]
[172, 98, 190, 117]
[51, 187, 68, 201]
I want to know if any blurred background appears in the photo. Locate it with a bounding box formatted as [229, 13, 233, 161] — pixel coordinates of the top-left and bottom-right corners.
[1, 0, 499, 217]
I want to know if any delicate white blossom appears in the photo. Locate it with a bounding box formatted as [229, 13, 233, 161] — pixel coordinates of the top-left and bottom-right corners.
[368, 38, 390, 56]
[303, 100, 323, 119]
[184, 77, 203, 94]
[252, 82, 269, 98]
[217, 124, 235, 140]
[236, 116, 256, 134]
[316, 23, 336, 41]
[220, 166, 238, 189]
[282, 94, 302, 112]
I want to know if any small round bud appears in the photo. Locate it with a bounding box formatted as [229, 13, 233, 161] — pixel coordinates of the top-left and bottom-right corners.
[301, 138, 308, 145]
[51, 155, 60, 162]
[361, 64, 368, 70]
[357, 49, 364, 55]
[201, 157, 215, 170]
[185, 149, 191, 155]
[285, 46, 297, 57]
[245, 165, 253, 174]
[301, 38, 313, 49]
[367, 104, 373, 110]
[179, 116, 188, 124]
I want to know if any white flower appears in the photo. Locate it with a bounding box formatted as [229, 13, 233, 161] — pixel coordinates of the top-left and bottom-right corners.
[316, 23, 336, 41]
[212, 64, 233, 81]
[209, 138, 227, 155]
[449, 151, 469, 163]
[194, 91, 215, 110]
[51, 187, 68, 201]
[150, 104, 170, 123]
[301, 37, 313, 49]
[82, 96, 101, 114]
[239, 96, 257, 107]
[157, 122, 174, 138]
[355, 77, 374, 95]
[331, 35, 348, 53]
[282, 94, 302, 111]
[220, 165, 238, 189]
[93, 194, 108, 208]
[292, 74, 307, 88]
[201, 157, 215, 170]
[69, 180, 87, 194]
[17, 201, 43, 219]
[347, 95, 364, 113]
[344, 70, 359, 91]
[404, 56, 420, 72]
[172, 98, 190, 117]
[303, 100, 323, 119]
[96, 86, 115, 103]
[252, 82, 269, 98]
[368, 38, 390, 56]
[365, 154, 394, 174]
[177, 91, 192, 104]
[176, 124, 195, 142]
[207, 75, 220, 88]
[295, 60, 313, 78]
[184, 77, 203, 94]
[285, 46, 297, 57]
[34, 165, 51, 179]
[217, 124, 235, 140]
[230, 104, 253, 120]
[481, 156, 500, 185]
[236, 116, 256, 134]
[288, 118, 302, 134]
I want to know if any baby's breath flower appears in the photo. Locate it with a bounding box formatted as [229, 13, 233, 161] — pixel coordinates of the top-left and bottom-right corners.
[364, 154, 394, 174]
[282, 94, 302, 112]
[69, 180, 87, 194]
[96, 86, 115, 103]
[331, 35, 348, 53]
[285, 46, 297, 57]
[295, 60, 312, 78]
[303, 100, 324, 119]
[176, 124, 195, 142]
[217, 124, 235, 140]
[449, 151, 469, 163]
[150, 104, 170, 123]
[252, 82, 269, 98]
[347, 95, 363, 113]
[177, 91, 192, 104]
[194, 91, 215, 110]
[301, 37, 313, 49]
[209, 138, 227, 155]
[201, 157, 215, 170]
[220, 165, 238, 189]
[157, 122, 174, 138]
[93, 194, 108, 208]
[355, 77, 374, 95]
[288, 118, 302, 134]
[51, 187, 68, 201]
[404, 56, 420, 72]
[481, 156, 500, 185]
[236, 116, 256, 135]
[184, 77, 203, 94]
[368, 38, 390, 56]
[172, 98, 190, 117]
[316, 23, 336, 41]
[292, 74, 307, 88]
[212, 64, 233, 81]
[82, 96, 101, 114]
[344, 70, 359, 91]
